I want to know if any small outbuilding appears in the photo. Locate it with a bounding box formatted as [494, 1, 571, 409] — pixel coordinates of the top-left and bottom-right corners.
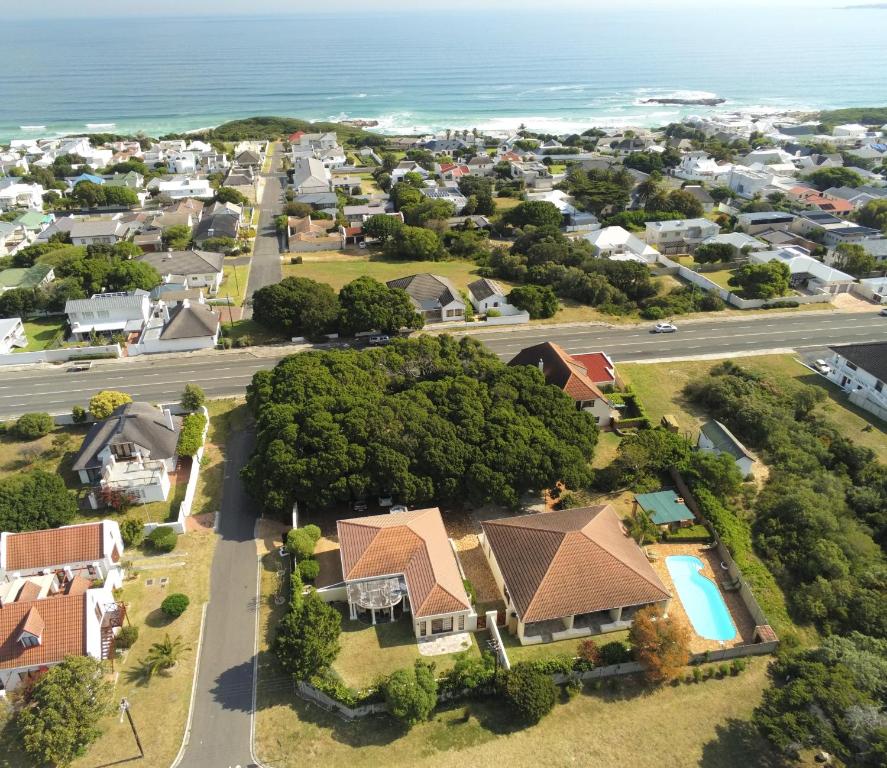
[697, 420, 756, 477]
[634, 490, 695, 531]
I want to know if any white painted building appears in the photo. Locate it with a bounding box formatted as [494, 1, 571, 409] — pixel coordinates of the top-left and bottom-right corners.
[584, 226, 661, 262]
[826, 342, 887, 422]
[645, 218, 720, 254]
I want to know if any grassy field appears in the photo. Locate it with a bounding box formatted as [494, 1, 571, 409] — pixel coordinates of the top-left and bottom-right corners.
[221, 263, 250, 306]
[256, 654, 778, 768]
[591, 431, 622, 470]
[0, 425, 85, 484]
[18, 318, 66, 352]
[333, 607, 480, 690]
[283, 254, 507, 294]
[221, 317, 284, 345]
[500, 629, 629, 666]
[620, 354, 887, 462]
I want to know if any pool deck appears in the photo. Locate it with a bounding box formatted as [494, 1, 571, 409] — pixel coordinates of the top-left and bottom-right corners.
[648, 542, 756, 654]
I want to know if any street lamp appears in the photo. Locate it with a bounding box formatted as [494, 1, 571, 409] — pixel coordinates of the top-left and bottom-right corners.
[119, 698, 144, 758]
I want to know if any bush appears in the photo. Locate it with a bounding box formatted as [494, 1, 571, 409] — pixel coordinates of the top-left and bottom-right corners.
[115, 625, 139, 649]
[89, 390, 132, 420]
[599, 640, 632, 666]
[14, 412, 54, 440]
[486, 308, 501, 318]
[502, 663, 557, 724]
[161, 593, 190, 618]
[71, 405, 87, 424]
[286, 526, 321, 562]
[718, 663, 730, 678]
[146, 526, 177, 553]
[730, 658, 747, 676]
[290, 256, 303, 264]
[577, 639, 601, 668]
[177, 412, 206, 457]
[297, 558, 320, 582]
[692, 667, 703, 683]
[181, 384, 205, 411]
[383, 660, 438, 726]
[120, 518, 144, 548]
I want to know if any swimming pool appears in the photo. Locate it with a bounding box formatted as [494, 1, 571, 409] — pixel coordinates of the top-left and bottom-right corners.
[665, 555, 736, 641]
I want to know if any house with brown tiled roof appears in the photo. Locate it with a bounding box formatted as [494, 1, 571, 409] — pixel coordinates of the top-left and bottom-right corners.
[0, 572, 124, 692]
[1, 520, 125, 590]
[509, 341, 617, 426]
[481, 505, 671, 645]
[319, 508, 476, 640]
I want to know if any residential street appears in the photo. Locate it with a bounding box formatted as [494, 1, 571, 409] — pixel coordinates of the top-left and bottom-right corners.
[177, 428, 260, 768]
[242, 142, 285, 318]
[0, 311, 884, 418]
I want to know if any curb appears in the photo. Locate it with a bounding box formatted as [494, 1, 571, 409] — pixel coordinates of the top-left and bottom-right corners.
[170, 601, 208, 768]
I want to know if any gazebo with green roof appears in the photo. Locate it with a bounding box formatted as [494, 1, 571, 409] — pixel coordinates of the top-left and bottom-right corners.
[634, 489, 695, 530]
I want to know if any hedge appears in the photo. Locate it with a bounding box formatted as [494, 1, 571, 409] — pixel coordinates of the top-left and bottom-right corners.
[161, 593, 190, 618]
[177, 413, 207, 457]
[308, 668, 383, 708]
[14, 412, 54, 440]
[146, 526, 177, 553]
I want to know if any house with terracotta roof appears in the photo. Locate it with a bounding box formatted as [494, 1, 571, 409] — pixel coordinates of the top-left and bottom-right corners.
[0, 521, 125, 590]
[481, 506, 671, 645]
[0, 573, 123, 693]
[509, 342, 616, 425]
[286, 215, 340, 252]
[318, 508, 476, 640]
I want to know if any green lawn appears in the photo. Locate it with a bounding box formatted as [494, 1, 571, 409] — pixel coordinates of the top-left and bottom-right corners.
[332, 606, 480, 690]
[18, 318, 66, 352]
[499, 629, 628, 666]
[283, 255, 507, 294]
[621, 354, 887, 462]
[221, 263, 250, 306]
[0, 425, 85, 487]
[220, 317, 285, 345]
[189, 399, 247, 517]
[591, 431, 622, 470]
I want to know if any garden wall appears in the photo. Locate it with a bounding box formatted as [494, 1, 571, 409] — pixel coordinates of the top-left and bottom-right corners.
[0, 344, 122, 366]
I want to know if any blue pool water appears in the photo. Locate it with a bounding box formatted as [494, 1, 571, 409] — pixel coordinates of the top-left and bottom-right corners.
[665, 556, 736, 642]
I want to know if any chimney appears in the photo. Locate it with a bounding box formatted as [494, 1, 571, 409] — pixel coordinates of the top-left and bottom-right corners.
[538, 358, 545, 372]
[163, 408, 175, 432]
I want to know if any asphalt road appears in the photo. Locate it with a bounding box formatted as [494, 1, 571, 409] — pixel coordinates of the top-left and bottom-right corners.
[177, 428, 260, 768]
[0, 311, 885, 419]
[242, 143, 285, 318]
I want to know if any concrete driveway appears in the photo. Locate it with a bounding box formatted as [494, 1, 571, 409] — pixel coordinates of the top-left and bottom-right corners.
[176, 428, 261, 768]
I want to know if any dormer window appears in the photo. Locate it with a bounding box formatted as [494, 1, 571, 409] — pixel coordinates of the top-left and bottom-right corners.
[19, 632, 41, 648]
[17, 607, 44, 648]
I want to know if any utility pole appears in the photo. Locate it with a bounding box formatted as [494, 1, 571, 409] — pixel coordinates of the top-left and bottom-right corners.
[119, 698, 144, 759]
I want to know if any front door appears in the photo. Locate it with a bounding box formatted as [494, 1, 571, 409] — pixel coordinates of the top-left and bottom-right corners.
[430, 617, 453, 634]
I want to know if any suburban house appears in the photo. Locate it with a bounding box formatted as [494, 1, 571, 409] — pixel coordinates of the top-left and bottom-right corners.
[64, 291, 152, 341]
[420, 186, 468, 212]
[634, 490, 696, 532]
[854, 276, 887, 304]
[748, 247, 855, 295]
[787, 187, 853, 217]
[697, 420, 757, 476]
[342, 202, 395, 225]
[528, 189, 599, 228]
[0, 318, 26, 354]
[193, 210, 240, 245]
[701, 232, 767, 252]
[0, 521, 125, 590]
[136, 249, 224, 295]
[821, 224, 883, 249]
[509, 342, 616, 426]
[645, 218, 720, 254]
[481, 505, 671, 645]
[0, 222, 27, 257]
[467, 277, 518, 314]
[319, 508, 476, 639]
[735, 211, 796, 235]
[0, 181, 44, 211]
[286, 216, 340, 251]
[466, 155, 495, 175]
[674, 152, 732, 182]
[130, 299, 220, 355]
[826, 342, 887, 422]
[156, 177, 213, 200]
[568, 351, 617, 389]
[72, 402, 182, 503]
[223, 168, 257, 203]
[69, 219, 133, 246]
[0, 264, 54, 293]
[292, 157, 331, 195]
[386, 273, 466, 323]
[584, 226, 661, 263]
[0, 577, 123, 692]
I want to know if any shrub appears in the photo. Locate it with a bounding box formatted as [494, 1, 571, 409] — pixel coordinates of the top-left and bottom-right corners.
[718, 663, 730, 678]
[161, 593, 190, 618]
[89, 390, 132, 420]
[177, 412, 206, 457]
[290, 256, 303, 264]
[577, 639, 601, 668]
[71, 405, 87, 424]
[523, 654, 573, 675]
[730, 658, 747, 676]
[692, 667, 703, 682]
[233, 336, 252, 348]
[599, 640, 632, 666]
[629, 605, 691, 684]
[181, 384, 205, 411]
[486, 308, 501, 318]
[14, 412, 54, 440]
[115, 625, 139, 649]
[383, 659, 438, 726]
[146, 526, 177, 553]
[297, 558, 320, 582]
[503, 663, 557, 724]
[286, 526, 320, 562]
[120, 518, 144, 548]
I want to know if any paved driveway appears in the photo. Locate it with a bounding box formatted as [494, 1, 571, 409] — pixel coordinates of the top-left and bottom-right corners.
[177, 428, 260, 768]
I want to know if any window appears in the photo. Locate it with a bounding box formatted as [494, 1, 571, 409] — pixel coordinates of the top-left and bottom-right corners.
[457, 615, 465, 631]
[20, 633, 40, 648]
[876, 381, 883, 393]
[431, 617, 453, 634]
[846, 362, 857, 371]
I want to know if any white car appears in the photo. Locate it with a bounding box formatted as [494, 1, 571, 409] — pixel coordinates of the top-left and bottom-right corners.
[368, 335, 391, 346]
[812, 359, 831, 375]
[652, 322, 678, 333]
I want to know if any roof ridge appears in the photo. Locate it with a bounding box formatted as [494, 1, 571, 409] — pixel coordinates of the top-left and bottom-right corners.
[580, 524, 670, 597]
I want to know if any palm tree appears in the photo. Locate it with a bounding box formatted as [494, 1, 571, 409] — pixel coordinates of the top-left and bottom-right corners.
[140, 634, 191, 678]
[628, 511, 660, 547]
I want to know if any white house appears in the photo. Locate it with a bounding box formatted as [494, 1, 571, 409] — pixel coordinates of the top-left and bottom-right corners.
[136, 250, 224, 295]
[645, 218, 720, 255]
[0, 318, 27, 354]
[420, 186, 468, 213]
[64, 291, 152, 341]
[391, 161, 430, 184]
[72, 402, 182, 503]
[727, 166, 778, 199]
[156, 177, 213, 200]
[674, 152, 732, 182]
[386, 273, 465, 323]
[68, 218, 134, 246]
[749, 247, 855, 295]
[832, 123, 870, 139]
[697, 420, 756, 477]
[0, 521, 125, 590]
[292, 157, 331, 195]
[826, 342, 887, 422]
[853, 276, 887, 304]
[735, 211, 796, 235]
[584, 226, 660, 263]
[527, 189, 599, 227]
[0, 181, 44, 211]
[130, 299, 220, 356]
[467, 277, 521, 315]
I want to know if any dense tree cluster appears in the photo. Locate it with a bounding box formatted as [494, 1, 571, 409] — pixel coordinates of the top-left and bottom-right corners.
[69, 181, 139, 209]
[243, 336, 598, 515]
[728, 260, 791, 299]
[0, 469, 77, 533]
[557, 165, 634, 216]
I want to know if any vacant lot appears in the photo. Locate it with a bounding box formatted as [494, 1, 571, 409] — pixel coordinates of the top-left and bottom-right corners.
[621, 354, 887, 462]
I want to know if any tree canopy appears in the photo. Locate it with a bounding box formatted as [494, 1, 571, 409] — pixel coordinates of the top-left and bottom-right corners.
[273, 588, 342, 681]
[804, 166, 866, 191]
[728, 261, 790, 299]
[252, 276, 339, 339]
[629, 604, 691, 684]
[89, 389, 132, 419]
[337, 276, 423, 335]
[0, 470, 78, 532]
[506, 200, 563, 229]
[383, 660, 438, 726]
[832, 243, 877, 277]
[243, 336, 598, 515]
[382, 225, 446, 261]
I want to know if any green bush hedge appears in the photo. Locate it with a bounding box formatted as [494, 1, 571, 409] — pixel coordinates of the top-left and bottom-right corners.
[146, 526, 177, 553]
[297, 559, 320, 582]
[286, 525, 321, 562]
[14, 412, 54, 440]
[115, 625, 139, 649]
[177, 412, 207, 457]
[308, 668, 383, 708]
[161, 593, 190, 618]
[120, 518, 144, 547]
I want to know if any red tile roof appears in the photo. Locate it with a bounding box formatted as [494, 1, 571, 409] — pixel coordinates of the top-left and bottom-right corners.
[570, 352, 616, 386]
[482, 505, 670, 623]
[4, 524, 105, 572]
[288, 131, 305, 142]
[0, 594, 86, 670]
[509, 342, 606, 403]
[337, 508, 471, 618]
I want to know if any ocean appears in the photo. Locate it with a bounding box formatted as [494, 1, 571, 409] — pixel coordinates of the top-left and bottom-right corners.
[2, 8, 886, 141]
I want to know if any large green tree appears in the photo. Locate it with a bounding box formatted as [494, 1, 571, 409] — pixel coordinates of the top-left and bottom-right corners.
[728, 260, 790, 299]
[337, 276, 423, 335]
[106, 260, 161, 292]
[362, 214, 404, 243]
[383, 225, 446, 261]
[856, 199, 887, 232]
[273, 589, 342, 680]
[17, 656, 114, 766]
[383, 660, 438, 726]
[0, 470, 78, 532]
[506, 200, 563, 228]
[502, 663, 557, 725]
[832, 243, 876, 277]
[252, 276, 339, 339]
[804, 167, 866, 191]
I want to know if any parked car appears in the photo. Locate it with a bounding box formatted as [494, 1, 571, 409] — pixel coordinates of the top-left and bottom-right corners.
[368, 335, 391, 346]
[812, 359, 831, 375]
[351, 499, 368, 512]
[652, 322, 678, 333]
[880, 307, 887, 316]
